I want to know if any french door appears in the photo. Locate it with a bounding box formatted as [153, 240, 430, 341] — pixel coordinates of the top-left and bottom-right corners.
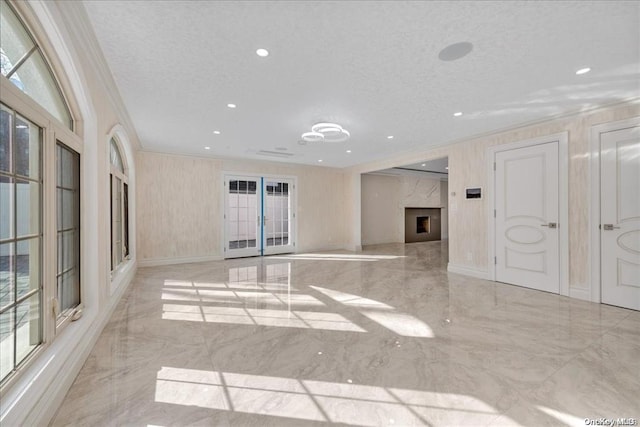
[224, 175, 295, 258]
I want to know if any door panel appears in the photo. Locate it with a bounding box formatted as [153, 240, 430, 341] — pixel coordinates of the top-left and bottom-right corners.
[601, 126, 640, 310]
[495, 142, 560, 293]
[263, 179, 294, 255]
[226, 177, 260, 258]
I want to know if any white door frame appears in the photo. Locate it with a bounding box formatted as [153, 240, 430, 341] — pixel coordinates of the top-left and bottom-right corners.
[486, 132, 569, 296]
[221, 171, 297, 259]
[588, 117, 640, 304]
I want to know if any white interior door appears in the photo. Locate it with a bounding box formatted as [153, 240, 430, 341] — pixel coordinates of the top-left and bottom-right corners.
[601, 125, 640, 310]
[225, 176, 260, 258]
[495, 142, 560, 293]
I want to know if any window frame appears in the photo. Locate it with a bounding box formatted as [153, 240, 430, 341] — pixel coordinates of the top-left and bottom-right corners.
[109, 137, 129, 275]
[0, 0, 81, 391]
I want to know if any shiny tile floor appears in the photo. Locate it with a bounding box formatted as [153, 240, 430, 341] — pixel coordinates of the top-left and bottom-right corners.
[52, 242, 640, 426]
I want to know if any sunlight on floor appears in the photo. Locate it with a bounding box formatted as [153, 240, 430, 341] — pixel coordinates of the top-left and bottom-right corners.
[310, 286, 395, 309]
[536, 405, 584, 426]
[155, 367, 500, 426]
[360, 310, 434, 338]
[311, 285, 434, 338]
[162, 304, 366, 332]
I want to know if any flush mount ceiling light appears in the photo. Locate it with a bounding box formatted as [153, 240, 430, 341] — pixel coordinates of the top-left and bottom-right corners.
[576, 67, 591, 75]
[453, 112, 463, 117]
[213, 130, 221, 134]
[227, 103, 236, 108]
[256, 48, 269, 57]
[387, 135, 394, 139]
[301, 122, 350, 143]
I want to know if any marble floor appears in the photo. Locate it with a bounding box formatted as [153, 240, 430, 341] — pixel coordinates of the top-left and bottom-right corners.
[52, 241, 640, 426]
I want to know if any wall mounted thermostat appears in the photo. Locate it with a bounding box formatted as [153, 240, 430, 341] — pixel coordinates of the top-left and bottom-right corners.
[465, 187, 482, 199]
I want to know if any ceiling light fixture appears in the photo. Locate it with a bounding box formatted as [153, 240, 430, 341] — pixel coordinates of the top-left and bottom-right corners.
[213, 130, 221, 135]
[318, 159, 323, 162]
[387, 135, 394, 139]
[227, 103, 236, 108]
[346, 150, 352, 153]
[576, 67, 591, 75]
[445, 166, 449, 170]
[256, 48, 269, 57]
[453, 112, 463, 117]
[204, 146, 211, 150]
[421, 163, 426, 167]
[301, 122, 350, 143]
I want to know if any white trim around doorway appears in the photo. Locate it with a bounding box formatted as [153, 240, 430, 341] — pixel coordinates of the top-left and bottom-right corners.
[486, 132, 569, 296]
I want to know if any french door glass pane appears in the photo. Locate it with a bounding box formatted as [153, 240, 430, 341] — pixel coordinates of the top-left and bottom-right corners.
[265, 180, 290, 247]
[228, 179, 258, 250]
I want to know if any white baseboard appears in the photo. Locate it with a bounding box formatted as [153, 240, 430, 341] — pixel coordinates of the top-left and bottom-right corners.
[3, 263, 137, 426]
[447, 263, 490, 280]
[138, 254, 223, 267]
[569, 286, 594, 302]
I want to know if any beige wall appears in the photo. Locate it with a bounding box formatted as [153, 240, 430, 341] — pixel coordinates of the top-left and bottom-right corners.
[136, 152, 348, 263]
[349, 101, 640, 292]
[361, 173, 444, 245]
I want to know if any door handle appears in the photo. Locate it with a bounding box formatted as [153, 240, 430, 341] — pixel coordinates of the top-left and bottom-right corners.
[602, 224, 620, 230]
[541, 222, 557, 228]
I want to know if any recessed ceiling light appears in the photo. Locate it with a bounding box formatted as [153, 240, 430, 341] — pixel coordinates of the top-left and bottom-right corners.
[576, 67, 591, 75]
[318, 159, 323, 163]
[256, 48, 269, 57]
[387, 135, 394, 139]
[204, 146, 211, 150]
[346, 150, 352, 153]
[445, 166, 449, 170]
[213, 130, 221, 135]
[227, 103, 236, 108]
[421, 163, 426, 167]
[453, 112, 463, 117]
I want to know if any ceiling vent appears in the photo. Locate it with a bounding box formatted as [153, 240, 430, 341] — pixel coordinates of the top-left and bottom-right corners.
[256, 150, 295, 158]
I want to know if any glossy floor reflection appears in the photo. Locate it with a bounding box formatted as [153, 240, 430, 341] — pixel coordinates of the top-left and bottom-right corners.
[52, 241, 640, 426]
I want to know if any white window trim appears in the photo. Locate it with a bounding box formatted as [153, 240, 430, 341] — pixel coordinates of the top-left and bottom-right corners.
[105, 126, 135, 295]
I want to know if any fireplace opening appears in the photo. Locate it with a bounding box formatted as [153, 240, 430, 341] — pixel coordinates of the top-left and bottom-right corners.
[417, 216, 430, 234]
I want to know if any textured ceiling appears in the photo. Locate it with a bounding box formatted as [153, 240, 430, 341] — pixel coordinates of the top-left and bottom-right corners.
[82, 1, 640, 168]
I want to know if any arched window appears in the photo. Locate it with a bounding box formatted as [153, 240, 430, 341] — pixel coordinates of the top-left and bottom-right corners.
[110, 137, 129, 271]
[0, 0, 80, 387]
[0, 1, 72, 128]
